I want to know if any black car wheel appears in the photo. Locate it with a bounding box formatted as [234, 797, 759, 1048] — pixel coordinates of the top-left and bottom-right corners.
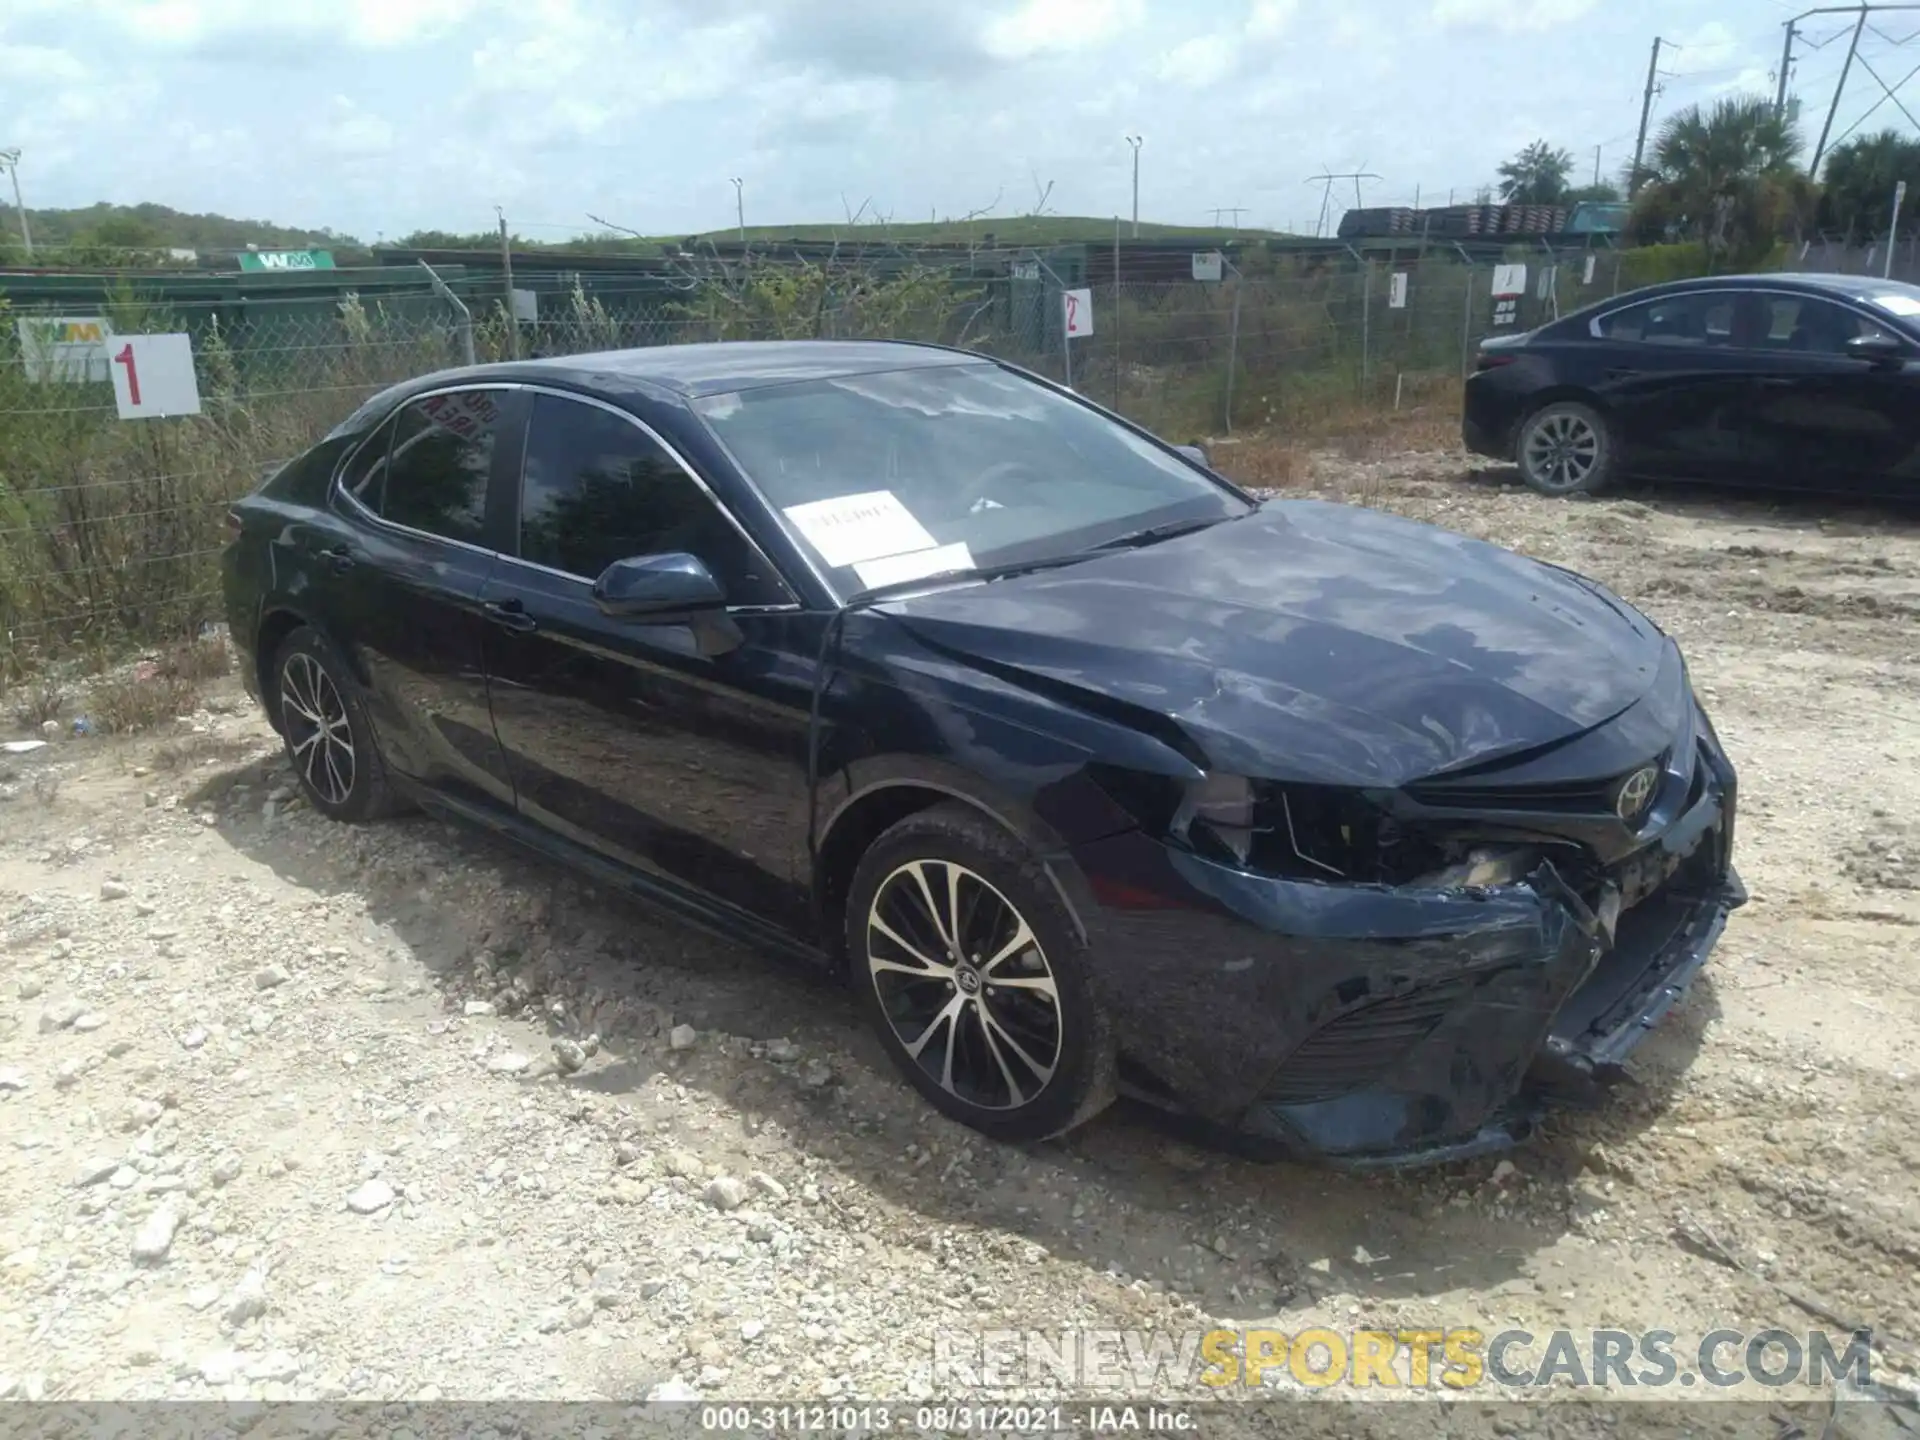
[846, 804, 1116, 1142]
[1517, 401, 1615, 496]
[271, 626, 402, 823]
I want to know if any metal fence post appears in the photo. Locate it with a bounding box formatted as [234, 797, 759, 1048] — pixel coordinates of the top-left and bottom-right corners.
[1360, 258, 1373, 394]
[416, 259, 475, 367]
[1113, 217, 1123, 411]
[1224, 263, 1243, 434]
[1460, 263, 1476, 378]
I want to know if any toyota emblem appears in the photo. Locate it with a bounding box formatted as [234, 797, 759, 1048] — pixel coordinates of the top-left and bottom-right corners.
[1615, 765, 1659, 821]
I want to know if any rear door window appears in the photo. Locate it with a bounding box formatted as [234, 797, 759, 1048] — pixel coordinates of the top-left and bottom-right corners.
[374, 390, 507, 546]
[1598, 292, 1739, 347]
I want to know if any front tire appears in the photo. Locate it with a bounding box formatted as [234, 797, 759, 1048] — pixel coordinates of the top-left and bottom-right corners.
[270, 626, 402, 823]
[845, 804, 1116, 1143]
[1516, 400, 1616, 496]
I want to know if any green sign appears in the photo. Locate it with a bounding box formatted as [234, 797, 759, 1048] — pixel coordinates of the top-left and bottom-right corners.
[237, 249, 335, 271]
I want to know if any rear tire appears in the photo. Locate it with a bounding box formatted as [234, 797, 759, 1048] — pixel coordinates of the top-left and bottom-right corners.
[845, 804, 1116, 1143]
[270, 626, 404, 823]
[1516, 400, 1616, 496]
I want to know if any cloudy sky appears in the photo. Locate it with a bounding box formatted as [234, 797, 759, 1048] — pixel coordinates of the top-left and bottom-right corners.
[0, 0, 1900, 242]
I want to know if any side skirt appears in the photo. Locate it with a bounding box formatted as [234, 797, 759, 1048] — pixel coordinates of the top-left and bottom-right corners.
[392, 776, 834, 975]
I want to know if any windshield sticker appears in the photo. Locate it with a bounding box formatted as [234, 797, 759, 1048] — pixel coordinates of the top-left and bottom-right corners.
[782, 490, 937, 568]
[1871, 293, 1920, 316]
[853, 542, 974, 590]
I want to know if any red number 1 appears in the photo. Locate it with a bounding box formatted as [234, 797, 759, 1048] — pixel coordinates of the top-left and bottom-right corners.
[114, 343, 140, 405]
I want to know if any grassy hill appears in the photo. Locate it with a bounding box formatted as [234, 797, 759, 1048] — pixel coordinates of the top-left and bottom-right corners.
[7, 202, 363, 262]
[0, 202, 1292, 268]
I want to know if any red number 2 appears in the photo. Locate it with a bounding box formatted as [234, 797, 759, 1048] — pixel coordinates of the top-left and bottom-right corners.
[114, 343, 140, 405]
[1065, 294, 1078, 331]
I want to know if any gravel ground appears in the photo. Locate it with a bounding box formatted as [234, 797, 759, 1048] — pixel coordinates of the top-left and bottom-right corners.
[1, 450, 1918, 1430]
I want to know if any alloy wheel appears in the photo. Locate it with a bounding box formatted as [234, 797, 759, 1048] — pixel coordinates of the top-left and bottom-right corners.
[279, 652, 356, 807]
[1523, 411, 1601, 491]
[865, 859, 1063, 1111]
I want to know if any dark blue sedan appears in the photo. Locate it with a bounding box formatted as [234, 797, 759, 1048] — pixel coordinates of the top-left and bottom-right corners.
[221, 340, 1744, 1165]
[1464, 273, 1920, 497]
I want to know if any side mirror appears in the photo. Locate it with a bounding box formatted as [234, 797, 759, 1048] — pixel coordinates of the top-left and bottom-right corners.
[592, 552, 725, 619]
[1174, 442, 1210, 467]
[1848, 333, 1906, 367]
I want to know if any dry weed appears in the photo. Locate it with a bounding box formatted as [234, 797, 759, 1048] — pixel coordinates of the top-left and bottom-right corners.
[86, 672, 203, 735]
[8, 678, 69, 731]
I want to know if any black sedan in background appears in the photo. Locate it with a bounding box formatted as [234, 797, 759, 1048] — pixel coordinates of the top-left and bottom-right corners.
[1464, 273, 1920, 496]
[222, 340, 1743, 1166]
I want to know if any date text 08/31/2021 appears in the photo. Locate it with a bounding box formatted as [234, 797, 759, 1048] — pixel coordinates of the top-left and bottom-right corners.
[698, 1404, 1197, 1432]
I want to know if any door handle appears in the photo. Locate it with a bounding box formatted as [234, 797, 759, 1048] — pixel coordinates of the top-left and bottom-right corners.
[1604, 368, 1640, 380]
[315, 544, 357, 574]
[1757, 377, 1794, 388]
[483, 599, 538, 633]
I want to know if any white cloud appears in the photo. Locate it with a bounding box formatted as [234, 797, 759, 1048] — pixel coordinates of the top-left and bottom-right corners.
[317, 96, 395, 156]
[59, 0, 482, 50]
[1246, 0, 1298, 39]
[0, 0, 1747, 242]
[0, 44, 88, 85]
[1430, 0, 1598, 34]
[1158, 34, 1236, 87]
[981, 0, 1144, 59]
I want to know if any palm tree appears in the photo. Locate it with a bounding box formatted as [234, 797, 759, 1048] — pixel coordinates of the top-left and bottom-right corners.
[1627, 95, 1812, 264]
[1819, 130, 1920, 238]
[1497, 141, 1576, 205]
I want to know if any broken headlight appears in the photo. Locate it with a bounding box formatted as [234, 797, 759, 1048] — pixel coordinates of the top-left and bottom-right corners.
[1413, 845, 1540, 891]
[1171, 773, 1258, 867]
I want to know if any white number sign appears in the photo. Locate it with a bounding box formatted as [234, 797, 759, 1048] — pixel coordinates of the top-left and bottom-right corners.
[1062, 288, 1095, 339]
[1583, 254, 1598, 284]
[1491, 263, 1528, 299]
[1191, 252, 1223, 282]
[1388, 272, 1409, 310]
[109, 334, 202, 420]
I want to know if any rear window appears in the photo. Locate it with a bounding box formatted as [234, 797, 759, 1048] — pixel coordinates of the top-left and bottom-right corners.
[1597, 292, 1736, 346]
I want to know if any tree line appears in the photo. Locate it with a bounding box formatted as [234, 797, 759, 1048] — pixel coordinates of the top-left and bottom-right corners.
[1493, 97, 1920, 267]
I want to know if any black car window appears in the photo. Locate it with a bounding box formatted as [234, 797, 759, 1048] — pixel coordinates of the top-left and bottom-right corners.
[1754, 294, 1894, 354]
[377, 390, 503, 546]
[516, 394, 788, 605]
[1598, 292, 1738, 347]
[337, 416, 396, 513]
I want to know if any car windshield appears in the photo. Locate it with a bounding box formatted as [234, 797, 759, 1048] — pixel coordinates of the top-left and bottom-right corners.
[690, 361, 1249, 597]
[1866, 288, 1920, 320]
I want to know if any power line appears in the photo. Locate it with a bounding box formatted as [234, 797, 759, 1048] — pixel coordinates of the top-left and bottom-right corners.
[1302, 170, 1380, 237]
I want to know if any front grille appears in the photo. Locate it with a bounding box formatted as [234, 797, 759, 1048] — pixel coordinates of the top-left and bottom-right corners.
[1405, 776, 1619, 813]
[1407, 749, 1673, 821]
[1261, 978, 1477, 1105]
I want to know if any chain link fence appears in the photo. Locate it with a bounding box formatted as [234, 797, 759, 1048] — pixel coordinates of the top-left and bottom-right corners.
[0, 239, 1858, 672]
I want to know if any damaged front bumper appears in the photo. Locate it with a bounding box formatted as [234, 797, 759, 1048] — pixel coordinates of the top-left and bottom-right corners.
[1067, 719, 1744, 1167]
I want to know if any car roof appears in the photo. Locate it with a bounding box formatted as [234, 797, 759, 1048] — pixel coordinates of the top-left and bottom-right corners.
[452, 339, 988, 401]
[1614, 272, 1920, 306]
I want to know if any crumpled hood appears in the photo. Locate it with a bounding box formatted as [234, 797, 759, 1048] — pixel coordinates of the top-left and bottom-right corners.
[882, 499, 1670, 787]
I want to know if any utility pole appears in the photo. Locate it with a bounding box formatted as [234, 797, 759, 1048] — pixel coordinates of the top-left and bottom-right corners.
[1304, 171, 1380, 237]
[730, 177, 745, 245]
[1210, 206, 1247, 227]
[1125, 135, 1143, 237]
[1593, 145, 1603, 187]
[497, 207, 518, 360]
[1776, 18, 1798, 116]
[1812, 7, 1870, 176]
[1630, 37, 1665, 198]
[0, 148, 31, 257]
